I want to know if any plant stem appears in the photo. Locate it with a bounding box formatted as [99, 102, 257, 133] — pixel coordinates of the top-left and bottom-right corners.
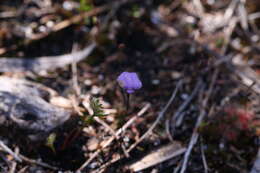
[126, 93, 130, 113]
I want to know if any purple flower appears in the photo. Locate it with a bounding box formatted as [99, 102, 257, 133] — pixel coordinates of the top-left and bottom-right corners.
[117, 72, 142, 94]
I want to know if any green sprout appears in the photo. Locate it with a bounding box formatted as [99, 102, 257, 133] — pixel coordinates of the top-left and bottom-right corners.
[216, 37, 225, 48]
[131, 5, 141, 18]
[51, 97, 107, 151]
[45, 133, 57, 153]
[81, 97, 107, 125]
[91, 97, 106, 117]
[79, 0, 93, 11]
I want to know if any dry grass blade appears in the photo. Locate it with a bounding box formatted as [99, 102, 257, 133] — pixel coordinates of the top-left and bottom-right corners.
[129, 142, 186, 172]
[238, 0, 248, 30]
[180, 69, 219, 173]
[0, 4, 107, 55]
[0, 43, 96, 72]
[93, 116, 129, 157]
[200, 139, 209, 173]
[126, 80, 182, 153]
[171, 79, 203, 129]
[77, 103, 151, 172]
[179, 110, 205, 173]
[19, 154, 58, 170]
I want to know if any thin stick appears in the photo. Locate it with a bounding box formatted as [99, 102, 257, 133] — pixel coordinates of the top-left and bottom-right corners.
[165, 118, 174, 141]
[71, 43, 81, 96]
[180, 111, 204, 173]
[172, 80, 201, 121]
[223, 0, 238, 21]
[94, 116, 129, 158]
[0, 140, 21, 162]
[200, 138, 209, 173]
[93, 157, 119, 173]
[173, 163, 182, 173]
[0, 142, 58, 170]
[179, 94, 205, 173]
[169, 79, 203, 136]
[19, 154, 58, 170]
[238, 0, 248, 30]
[17, 166, 28, 173]
[0, 43, 96, 72]
[28, 6, 109, 41]
[94, 117, 118, 138]
[95, 146, 186, 173]
[249, 12, 260, 21]
[180, 69, 219, 173]
[77, 103, 151, 172]
[0, 0, 135, 55]
[126, 80, 182, 153]
[192, 0, 205, 16]
[9, 147, 19, 173]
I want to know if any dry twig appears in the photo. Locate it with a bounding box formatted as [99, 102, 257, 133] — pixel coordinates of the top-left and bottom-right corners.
[0, 4, 106, 55]
[170, 79, 203, 135]
[200, 138, 209, 173]
[129, 142, 186, 172]
[126, 80, 182, 153]
[93, 116, 130, 158]
[0, 43, 96, 72]
[17, 166, 28, 173]
[92, 81, 182, 173]
[0, 140, 21, 162]
[71, 43, 81, 96]
[77, 103, 151, 172]
[19, 154, 58, 170]
[180, 69, 219, 173]
[9, 147, 19, 173]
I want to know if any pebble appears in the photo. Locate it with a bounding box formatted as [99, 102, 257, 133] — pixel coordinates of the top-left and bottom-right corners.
[181, 94, 189, 100]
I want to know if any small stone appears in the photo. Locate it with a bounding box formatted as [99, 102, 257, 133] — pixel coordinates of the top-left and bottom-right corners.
[87, 138, 99, 151]
[181, 94, 189, 100]
[171, 71, 182, 79]
[91, 86, 101, 95]
[152, 79, 160, 85]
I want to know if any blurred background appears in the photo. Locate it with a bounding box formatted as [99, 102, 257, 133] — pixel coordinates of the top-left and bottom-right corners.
[0, 0, 259, 172]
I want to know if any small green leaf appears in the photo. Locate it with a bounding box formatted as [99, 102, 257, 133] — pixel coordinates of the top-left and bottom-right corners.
[79, 0, 93, 12]
[80, 97, 107, 126]
[216, 38, 225, 48]
[90, 97, 106, 117]
[46, 133, 57, 153]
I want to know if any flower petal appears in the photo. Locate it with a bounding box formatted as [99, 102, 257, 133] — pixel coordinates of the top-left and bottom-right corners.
[117, 72, 142, 93]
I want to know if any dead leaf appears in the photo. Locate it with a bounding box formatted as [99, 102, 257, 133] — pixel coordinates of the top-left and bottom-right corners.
[129, 141, 186, 172]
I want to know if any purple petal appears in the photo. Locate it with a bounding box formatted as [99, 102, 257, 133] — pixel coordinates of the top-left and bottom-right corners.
[117, 72, 142, 93]
[126, 89, 134, 94]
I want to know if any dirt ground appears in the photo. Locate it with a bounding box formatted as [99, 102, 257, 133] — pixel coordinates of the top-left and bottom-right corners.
[0, 0, 259, 172]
